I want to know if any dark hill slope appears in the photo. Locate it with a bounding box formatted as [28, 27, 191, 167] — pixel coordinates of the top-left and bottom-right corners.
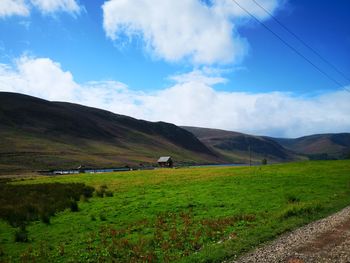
[182, 126, 302, 164]
[271, 133, 350, 159]
[0, 92, 218, 174]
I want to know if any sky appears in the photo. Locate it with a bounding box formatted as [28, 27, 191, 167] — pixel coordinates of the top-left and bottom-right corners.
[0, 0, 349, 138]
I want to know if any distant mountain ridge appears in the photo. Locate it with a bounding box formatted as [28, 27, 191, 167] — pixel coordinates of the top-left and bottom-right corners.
[182, 126, 350, 163]
[0, 92, 219, 174]
[181, 126, 302, 164]
[270, 133, 350, 159]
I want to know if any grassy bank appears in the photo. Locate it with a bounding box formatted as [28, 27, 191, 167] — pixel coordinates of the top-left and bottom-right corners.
[0, 160, 350, 262]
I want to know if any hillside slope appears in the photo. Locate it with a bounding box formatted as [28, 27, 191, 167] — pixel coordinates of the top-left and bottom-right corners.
[182, 126, 302, 164]
[0, 92, 219, 174]
[271, 133, 350, 159]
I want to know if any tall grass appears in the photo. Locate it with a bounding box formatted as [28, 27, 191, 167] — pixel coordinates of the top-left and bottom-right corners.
[0, 182, 94, 234]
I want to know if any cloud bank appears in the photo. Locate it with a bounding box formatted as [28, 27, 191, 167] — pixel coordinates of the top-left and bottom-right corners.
[102, 0, 280, 65]
[1, 56, 349, 138]
[0, 0, 81, 17]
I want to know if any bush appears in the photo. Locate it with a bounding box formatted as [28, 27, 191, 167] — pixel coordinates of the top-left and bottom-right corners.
[40, 213, 50, 225]
[105, 191, 113, 197]
[15, 226, 29, 243]
[95, 189, 105, 198]
[82, 186, 95, 198]
[0, 182, 94, 227]
[70, 200, 79, 212]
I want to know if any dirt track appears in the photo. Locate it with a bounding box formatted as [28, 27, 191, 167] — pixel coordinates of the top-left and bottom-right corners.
[234, 206, 350, 263]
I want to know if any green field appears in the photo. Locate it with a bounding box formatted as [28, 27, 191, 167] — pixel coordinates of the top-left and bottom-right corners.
[1, 160, 350, 262]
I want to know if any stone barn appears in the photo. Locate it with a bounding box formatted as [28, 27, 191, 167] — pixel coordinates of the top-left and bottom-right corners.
[157, 156, 173, 167]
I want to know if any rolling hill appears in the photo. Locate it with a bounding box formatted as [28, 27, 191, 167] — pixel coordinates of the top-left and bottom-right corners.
[182, 126, 303, 164]
[0, 92, 220, 174]
[270, 133, 350, 159]
[1, 92, 348, 174]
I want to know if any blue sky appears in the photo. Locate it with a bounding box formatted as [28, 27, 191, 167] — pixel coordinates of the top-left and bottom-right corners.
[0, 0, 349, 137]
[236, 0, 350, 94]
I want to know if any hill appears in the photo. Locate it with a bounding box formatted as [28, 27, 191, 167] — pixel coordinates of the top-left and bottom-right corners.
[182, 126, 302, 164]
[0, 92, 219, 174]
[270, 133, 350, 160]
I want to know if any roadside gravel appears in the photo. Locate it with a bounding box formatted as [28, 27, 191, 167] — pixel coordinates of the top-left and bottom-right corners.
[233, 206, 350, 263]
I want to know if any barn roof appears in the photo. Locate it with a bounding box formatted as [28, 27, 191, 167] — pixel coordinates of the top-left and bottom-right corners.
[157, 156, 171, 162]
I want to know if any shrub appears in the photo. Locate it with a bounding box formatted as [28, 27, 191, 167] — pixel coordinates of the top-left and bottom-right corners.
[95, 189, 105, 198]
[0, 182, 94, 227]
[40, 213, 50, 225]
[15, 226, 29, 243]
[82, 186, 95, 198]
[105, 191, 113, 197]
[70, 200, 79, 212]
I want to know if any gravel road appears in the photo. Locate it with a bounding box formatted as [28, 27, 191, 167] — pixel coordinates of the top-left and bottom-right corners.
[234, 206, 350, 263]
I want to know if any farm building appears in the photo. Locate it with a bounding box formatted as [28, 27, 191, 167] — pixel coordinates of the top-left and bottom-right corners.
[157, 156, 173, 167]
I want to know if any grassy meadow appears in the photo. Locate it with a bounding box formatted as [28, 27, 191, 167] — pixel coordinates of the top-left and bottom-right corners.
[1, 160, 350, 262]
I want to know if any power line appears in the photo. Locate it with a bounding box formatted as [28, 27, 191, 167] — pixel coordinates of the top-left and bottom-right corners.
[251, 0, 350, 84]
[231, 0, 347, 90]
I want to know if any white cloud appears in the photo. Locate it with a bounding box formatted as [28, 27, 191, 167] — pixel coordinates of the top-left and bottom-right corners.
[0, 0, 29, 17]
[30, 0, 81, 15]
[102, 0, 280, 65]
[0, 56, 78, 101]
[0, 0, 81, 17]
[1, 56, 350, 138]
[169, 69, 227, 85]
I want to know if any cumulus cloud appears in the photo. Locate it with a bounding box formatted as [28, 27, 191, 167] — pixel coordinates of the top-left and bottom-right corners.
[0, 0, 29, 17]
[1, 56, 350, 138]
[0, 56, 79, 101]
[0, 0, 81, 17]
[102, 0, 280, 65]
